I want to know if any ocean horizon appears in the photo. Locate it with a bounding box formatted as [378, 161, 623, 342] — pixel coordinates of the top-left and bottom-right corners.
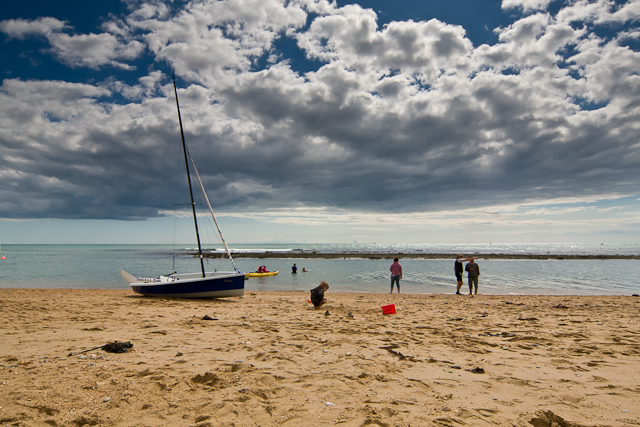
[0, 243, 639, 296]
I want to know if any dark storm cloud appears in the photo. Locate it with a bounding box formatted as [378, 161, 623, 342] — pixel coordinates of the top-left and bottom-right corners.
[0, 0, 639, 222]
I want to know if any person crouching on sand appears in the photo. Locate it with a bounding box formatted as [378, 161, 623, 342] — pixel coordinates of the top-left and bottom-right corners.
[310, 281, 329, 308]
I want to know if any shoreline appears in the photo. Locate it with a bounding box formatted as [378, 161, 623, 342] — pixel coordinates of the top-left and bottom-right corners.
[1, 289, 638, 426]
[1, 288, 638, 297]
[198, 251, 640, 260]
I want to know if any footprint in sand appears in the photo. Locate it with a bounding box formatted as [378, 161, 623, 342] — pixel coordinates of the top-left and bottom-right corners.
[476, 408, 499, 417]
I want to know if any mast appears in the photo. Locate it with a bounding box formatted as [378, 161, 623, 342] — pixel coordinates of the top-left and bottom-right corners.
[173, 74, 206, 277]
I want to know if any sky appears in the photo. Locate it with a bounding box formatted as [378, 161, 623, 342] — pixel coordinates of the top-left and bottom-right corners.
[1, 0, 639, 245]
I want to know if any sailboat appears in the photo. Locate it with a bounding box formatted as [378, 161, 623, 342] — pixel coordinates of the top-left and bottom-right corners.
[120, 75, 245, 298]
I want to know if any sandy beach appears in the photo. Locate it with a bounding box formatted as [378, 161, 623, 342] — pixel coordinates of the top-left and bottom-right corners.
[1, 289, 638, 426]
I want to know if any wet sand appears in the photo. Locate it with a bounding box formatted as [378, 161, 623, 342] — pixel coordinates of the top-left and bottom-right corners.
[1, 289, 638, 426]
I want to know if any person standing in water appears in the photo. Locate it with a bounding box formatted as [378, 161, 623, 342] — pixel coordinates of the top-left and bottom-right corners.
[465, 258, 480, 295]
[389, 257, 402, 294]
[454, 254, 472, 294]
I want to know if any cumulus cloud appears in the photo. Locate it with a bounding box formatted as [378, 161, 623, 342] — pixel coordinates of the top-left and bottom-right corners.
[0, 16, 144, 69]
[0, 17, 68, 39]
[298, 7, 473, 84]
[0, 0, 639, 233]
[502, 0, 554, 13]
[556, 0, 640, 25]
[128, 0, 308, 86]
[48, 32, 144, 69]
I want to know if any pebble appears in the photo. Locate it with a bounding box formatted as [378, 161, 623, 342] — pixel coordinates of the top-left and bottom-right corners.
[103, 397, 111, 403]
[325, 402, 336, 406]
[622, 410, 629, 413]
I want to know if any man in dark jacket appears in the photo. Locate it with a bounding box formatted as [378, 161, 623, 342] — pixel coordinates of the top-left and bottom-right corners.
[455, 254, 472, 294]
[465, 259, 480, 295]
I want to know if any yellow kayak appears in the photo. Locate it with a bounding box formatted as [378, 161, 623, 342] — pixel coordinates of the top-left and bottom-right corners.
[245, 270, 279, 278]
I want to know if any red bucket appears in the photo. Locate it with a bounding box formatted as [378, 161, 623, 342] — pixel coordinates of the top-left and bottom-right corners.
[382, 304, 396, 315]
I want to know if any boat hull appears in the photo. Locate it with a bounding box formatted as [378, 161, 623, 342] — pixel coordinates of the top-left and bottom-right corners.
[122, 270, 245, 298]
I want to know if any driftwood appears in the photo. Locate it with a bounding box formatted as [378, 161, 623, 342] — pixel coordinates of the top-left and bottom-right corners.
[69, 341, 133, 356]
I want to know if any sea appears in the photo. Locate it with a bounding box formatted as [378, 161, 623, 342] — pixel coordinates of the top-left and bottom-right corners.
[0, 243, 639, 296]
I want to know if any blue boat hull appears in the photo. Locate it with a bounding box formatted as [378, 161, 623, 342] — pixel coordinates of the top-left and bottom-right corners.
[127, 271, 245, 298]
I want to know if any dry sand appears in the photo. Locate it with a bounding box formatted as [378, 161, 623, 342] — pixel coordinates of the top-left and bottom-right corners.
[1, 289, 638, 426]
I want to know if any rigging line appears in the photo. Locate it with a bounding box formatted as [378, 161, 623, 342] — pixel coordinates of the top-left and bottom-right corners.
[191, 177, 219, 248]
[186, 146, 240, 273]
[171, 107, 188, 256]
[171, 149, 186, 269]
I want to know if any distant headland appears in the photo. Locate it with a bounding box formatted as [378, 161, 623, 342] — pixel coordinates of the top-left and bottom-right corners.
[195, 251, 640, 260]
